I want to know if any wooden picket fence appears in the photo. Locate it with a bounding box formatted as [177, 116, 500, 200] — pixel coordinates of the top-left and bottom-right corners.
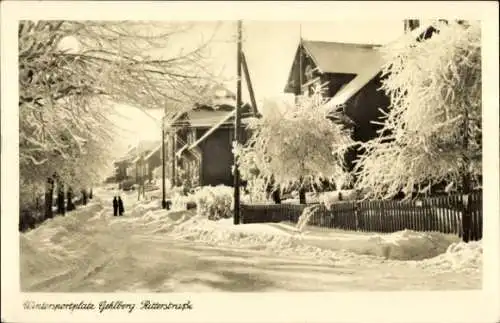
[240, 190, 483, 241]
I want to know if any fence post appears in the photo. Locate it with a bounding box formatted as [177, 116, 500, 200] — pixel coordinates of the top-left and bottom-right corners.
[461, 193, 471, 242]
[354, 202, 360, 231]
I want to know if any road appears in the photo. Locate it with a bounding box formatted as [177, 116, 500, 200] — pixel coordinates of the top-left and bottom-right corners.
[20, 189, 482, 292]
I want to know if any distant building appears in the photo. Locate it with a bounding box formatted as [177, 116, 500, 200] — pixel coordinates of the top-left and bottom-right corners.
[113, 140, 160, 184]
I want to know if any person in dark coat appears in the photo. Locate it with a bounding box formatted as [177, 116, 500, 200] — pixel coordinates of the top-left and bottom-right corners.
[118, 196, 124, 216]
[112, 196, 118, 216]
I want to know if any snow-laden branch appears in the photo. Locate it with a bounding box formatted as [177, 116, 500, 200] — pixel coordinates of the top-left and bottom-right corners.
[354, 21, 482, 200]
[235, 87, 355, 197]
[19, 20, 225, 193]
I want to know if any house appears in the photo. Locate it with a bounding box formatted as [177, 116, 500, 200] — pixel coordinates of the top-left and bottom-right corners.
[325, 23, 438, 171]
[283, 22, 437, 174]
[114, 157, 132, 182]
[284, 40, 383, 100]
[283, 39, 386, 173]
[165, 85, 255, 188]
[113, 140, 160, 184]
[114, 145, 139, 182]
[141, 142, 164, 183]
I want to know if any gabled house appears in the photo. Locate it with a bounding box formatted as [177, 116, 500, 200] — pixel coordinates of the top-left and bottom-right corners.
[114, 156, 133, 182]
[141, 142, 164, 183]
[114, 145, 140, 182]
[129, 140, 161, 185]
[166, 85, 255, 188]
[325, 23, 438, 171]
[283, 39, 386, 173]
[283, 23, 437, 174]
[113, 140, 160, 184]
[284, 40, 383, 100]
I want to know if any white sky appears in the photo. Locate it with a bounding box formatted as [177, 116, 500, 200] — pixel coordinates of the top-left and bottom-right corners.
[107, 20, 406, 149]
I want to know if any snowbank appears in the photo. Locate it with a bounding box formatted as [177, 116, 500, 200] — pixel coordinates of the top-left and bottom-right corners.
[21, 190, 480, 279]
[170, 217, 299, 251]
[169, 215, 466, 266]
[349, 230, 461, 261]
[417, 240, 482, 273]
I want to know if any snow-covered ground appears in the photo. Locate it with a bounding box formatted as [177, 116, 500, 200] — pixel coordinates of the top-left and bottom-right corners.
[20, 187, 482, 292]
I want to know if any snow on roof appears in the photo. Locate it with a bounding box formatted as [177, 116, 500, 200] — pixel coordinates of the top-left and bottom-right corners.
[174, 110, 236, 159]
[284, 40, 382, 94]
[326, 52, 386, 107]
[122, 140, 160, 164]
[302, 40, 382, 75]
[183, 110, 236, 128]
[326, 23, 438, 110]
[143, 142, 163, 161]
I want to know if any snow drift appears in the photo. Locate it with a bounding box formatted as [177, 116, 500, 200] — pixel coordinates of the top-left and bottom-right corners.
[169, 215, 474, 266]
[20, 191, 482, 289]
[103, 196, 482, 272]
[417, 240, 482, 273]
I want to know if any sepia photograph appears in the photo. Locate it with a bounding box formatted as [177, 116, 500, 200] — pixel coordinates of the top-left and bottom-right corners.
[17, 17, 484, 292]
[2, 1, 499, 322]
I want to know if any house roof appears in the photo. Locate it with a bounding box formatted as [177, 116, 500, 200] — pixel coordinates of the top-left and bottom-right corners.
[173, 102, 253, 128]
[284, 40, 382, 93]
[326, 53, 386, 107]
[193, 84, 237, 109]
[182, 110, 237, 128]
[175, 109, 254, 158]
[326, 23, 438, 111]
[123, 140, 160, 164]
[143, 143, 162, 161]
[166, 83, 254, 126]
[185, 110, 236, 153]
[302, 40, 382, 75]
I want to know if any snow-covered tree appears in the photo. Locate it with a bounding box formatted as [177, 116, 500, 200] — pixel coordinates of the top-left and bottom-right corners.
[235, 88, 353, 204]
[354, 21, 481, 200]
[18, 20, 222, 222]
[19, 20, 220, 166]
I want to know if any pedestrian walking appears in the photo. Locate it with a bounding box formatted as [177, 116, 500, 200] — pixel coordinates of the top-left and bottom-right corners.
[118, 196, 125, 216]
[112, 196, 118, 216]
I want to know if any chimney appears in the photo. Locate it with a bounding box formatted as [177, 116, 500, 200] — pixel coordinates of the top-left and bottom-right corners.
[404, 20, 420, 32]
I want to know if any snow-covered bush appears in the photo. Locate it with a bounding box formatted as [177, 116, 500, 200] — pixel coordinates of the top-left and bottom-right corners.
[354, 21, 482, 199]
[171, 194, 190, 210]
[318, 189, 362, 210]
[243, 177, 270, 203]
[169, 185, 197, 210]
[193, 185, 233, 220]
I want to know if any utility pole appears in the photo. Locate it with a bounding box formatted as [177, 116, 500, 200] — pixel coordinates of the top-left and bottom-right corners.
[161, 112, 167, 209]
[171, 128, 176, 188]
[297, 24, 307, 205]
[233, 20, 242, 225]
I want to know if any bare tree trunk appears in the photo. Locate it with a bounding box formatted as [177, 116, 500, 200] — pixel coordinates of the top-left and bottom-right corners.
[66, 186, 75, 211]
[81, 189, 88, 205]
[56, 182, 65, 215]
[44, 177, 54, 219]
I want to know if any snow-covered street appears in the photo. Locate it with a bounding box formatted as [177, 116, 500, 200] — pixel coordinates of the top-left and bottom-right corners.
[20, 188, 482, 292]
